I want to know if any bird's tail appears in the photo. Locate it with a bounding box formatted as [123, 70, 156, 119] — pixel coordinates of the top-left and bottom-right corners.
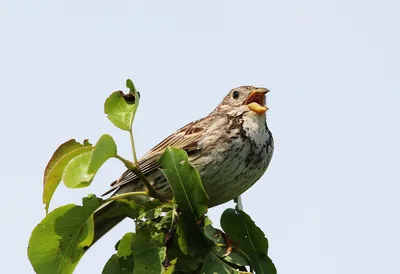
[90, 200, 127, 248]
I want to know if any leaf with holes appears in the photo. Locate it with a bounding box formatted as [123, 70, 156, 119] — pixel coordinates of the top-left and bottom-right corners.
[104, 79, 140, 131]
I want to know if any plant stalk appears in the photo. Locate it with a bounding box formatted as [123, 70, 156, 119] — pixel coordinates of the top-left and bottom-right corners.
[105, 191, 149, 202]
[115, 155, 162, 200]
[129, 129, 139, 166]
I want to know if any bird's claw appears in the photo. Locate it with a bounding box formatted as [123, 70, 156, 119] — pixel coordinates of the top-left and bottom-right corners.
[214, 229, 233, 257]
[221, 232, 233, 257]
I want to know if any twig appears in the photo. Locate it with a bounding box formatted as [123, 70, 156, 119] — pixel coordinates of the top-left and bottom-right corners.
[115, 155, 162, 200]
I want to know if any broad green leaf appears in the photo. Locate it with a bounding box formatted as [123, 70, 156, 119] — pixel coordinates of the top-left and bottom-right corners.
[28, 195, 103, 274]
[159, 146, 209, 218]
[212, 246, 249, 268]
[158, 147, 210, 256]
[102, 254, 134, 274]
[249, 253, 276, 274]
[201, 252, 243, 274]
[62, 134, 117, 188]
[87, 134, 117, 173]
[43, 139, 93, 213]
[117, 233, 133, 258]
[104, 79, 139, 131]
[204, 224, 248, 267]
[62, 152, 92, 188]
[132, 230, 166, 274]
[221, 209, 276, 274]
[221, 209, 268, 255]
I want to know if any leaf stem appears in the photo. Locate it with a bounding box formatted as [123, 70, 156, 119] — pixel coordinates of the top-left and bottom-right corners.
[105, 191, 149, 202]
[129, 129, 138, 166]
[115, 155, 162, 200]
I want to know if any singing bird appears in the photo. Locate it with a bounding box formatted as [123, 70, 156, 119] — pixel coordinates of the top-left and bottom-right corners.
[93, 86, 274, 244]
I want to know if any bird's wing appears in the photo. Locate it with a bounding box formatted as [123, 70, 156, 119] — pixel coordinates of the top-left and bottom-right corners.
[102, 119, 206, 196]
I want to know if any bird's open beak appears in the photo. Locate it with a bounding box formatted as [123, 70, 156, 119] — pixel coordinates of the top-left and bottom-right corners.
[244, 88, 270, 114]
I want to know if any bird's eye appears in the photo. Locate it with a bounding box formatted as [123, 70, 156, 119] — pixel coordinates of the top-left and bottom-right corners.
[232, 91, 240, 99]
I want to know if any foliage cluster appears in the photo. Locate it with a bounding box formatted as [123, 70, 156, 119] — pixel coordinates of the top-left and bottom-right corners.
[27, 80, 276, 274]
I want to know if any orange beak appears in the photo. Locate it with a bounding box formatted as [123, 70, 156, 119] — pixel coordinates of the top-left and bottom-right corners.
[244, 88, 270, 114]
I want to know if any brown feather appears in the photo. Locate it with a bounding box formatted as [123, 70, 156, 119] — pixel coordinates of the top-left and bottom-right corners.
[102, 118, 207, 196]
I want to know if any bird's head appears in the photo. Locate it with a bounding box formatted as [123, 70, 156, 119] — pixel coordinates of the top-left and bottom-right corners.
[214, 86, 270, 116]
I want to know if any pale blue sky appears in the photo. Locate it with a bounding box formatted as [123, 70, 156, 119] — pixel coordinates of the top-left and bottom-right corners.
[1, 1, 399, 273]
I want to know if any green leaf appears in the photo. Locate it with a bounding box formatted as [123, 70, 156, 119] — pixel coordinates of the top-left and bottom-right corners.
[159, 147, 209, 218]
[126, 79, 137, 93]
[249, 253, 276, 274]
[117, 233, 133, 258]
[87, 134, 117, 173]
[62, 134, 117, 188]
[62, 152, 92, 188]
[131, 230, 166, 274]
[28, 195, 103, 274]
[201, 252, 243, 274]
[104, 79, 140, 131]
[221, 209, 268, 255]
[43, 139, 93, 213]
[212, 246, 249, 268]
[221, 209, 276, 274]
[204, 223, 248, 267]
[158, 147, 210, 257]
[102, 254, 134, 274]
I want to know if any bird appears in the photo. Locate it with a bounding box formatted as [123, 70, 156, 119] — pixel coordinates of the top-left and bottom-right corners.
[92, 86, 274, 245]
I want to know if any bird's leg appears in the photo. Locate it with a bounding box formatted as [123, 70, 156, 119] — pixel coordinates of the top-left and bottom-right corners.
[234, 195, 244, 212]
[214, 229, 233, 257]
[221, 232, 233, 257]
